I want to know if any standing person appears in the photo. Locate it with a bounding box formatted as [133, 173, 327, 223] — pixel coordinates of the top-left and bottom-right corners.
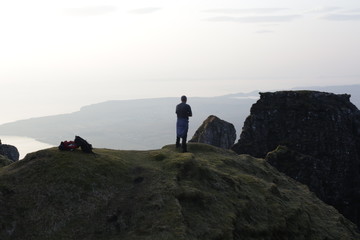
[176, 95, 192, 152]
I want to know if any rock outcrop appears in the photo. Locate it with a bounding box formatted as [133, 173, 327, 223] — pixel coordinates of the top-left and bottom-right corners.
[189, 115, 236, 149]
[0, 144, 19, 162]
[232, 90, 360, 228]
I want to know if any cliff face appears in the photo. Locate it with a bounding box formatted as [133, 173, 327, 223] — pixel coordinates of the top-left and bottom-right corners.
[1, 145, 359, 240]
[232, 90, 360, 228]
[189, 115, 236, 149]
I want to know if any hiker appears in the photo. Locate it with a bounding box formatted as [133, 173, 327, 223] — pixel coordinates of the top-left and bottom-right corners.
[175, 95, 192, 152]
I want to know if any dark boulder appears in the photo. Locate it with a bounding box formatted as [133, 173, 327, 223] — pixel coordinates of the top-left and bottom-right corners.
[232, 90, 360, 228]
[190, 115, 236, 149]
[0, 144, 19, 162]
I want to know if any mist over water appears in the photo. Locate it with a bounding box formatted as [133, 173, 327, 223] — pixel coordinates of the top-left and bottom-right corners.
[0, 135, 54, 160]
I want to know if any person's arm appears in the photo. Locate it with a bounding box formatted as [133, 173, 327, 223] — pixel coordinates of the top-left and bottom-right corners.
[188, 105, 192, 117]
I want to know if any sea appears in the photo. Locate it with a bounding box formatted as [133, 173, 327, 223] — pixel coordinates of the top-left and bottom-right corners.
[0, 135, 54, 160]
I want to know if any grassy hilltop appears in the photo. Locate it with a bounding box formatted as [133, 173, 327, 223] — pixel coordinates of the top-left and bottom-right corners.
[0, 143, 359, 240]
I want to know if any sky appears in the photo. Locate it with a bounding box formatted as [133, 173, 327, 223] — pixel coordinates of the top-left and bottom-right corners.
[1, 0, 360, 124]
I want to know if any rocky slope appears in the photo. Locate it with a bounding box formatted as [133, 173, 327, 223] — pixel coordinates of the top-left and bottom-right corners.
[0, 155, 12, 167]
[189, 115, 236, 149]
[232, 90, 360, 228]
[0, 144, 359, 240]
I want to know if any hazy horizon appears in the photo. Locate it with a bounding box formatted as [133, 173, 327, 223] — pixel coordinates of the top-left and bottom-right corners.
[2, 84, 360, 126]
[1, 84, 359, 159]
[1, 1, 360, 124]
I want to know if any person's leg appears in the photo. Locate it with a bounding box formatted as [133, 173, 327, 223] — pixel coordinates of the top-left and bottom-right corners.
[176, 118, 189, 152]
[182, 135, 187, 152]
[176, 119, 182, 148]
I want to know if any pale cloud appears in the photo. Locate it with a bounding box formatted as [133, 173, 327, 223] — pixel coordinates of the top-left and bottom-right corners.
[303, 6, 342, 14]
[322, 13, 360, 21]
[129, 8, 161, 15]
[203, 8, 289, 14]
[342, 8, 360, 13]
[206, 15, 302, 23]
[203, 7, 301, 23]
[62, 5, 117, 16]
[255, 30, 274, 34]
[303, 6, 360, 21]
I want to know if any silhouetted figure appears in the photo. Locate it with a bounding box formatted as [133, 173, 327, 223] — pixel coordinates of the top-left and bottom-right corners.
[176, 95, 192, 152]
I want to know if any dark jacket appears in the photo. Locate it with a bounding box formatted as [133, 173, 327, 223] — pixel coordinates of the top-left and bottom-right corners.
[176, 102, 192, 119]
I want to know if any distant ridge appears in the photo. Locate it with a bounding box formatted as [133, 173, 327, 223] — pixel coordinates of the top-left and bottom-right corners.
[0, 85, 358, 153]
[291, 84, 360, 107]
[0, 96, 254, 151]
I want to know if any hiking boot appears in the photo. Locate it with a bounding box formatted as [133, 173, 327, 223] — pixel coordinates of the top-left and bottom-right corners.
[182, 144, 187, 153]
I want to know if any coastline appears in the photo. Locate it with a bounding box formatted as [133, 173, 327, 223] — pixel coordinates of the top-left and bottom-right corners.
[0, 135, 54, 160]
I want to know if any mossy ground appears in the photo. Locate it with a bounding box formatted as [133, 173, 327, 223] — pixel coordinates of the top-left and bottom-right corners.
[0, 143, 359, 240]
[0, 155, 12, 167]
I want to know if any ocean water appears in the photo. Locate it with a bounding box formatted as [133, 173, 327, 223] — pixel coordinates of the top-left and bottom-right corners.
[0, 135, 54, 160]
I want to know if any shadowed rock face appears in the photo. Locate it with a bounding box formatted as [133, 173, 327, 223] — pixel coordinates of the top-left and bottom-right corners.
[265, 146, 328, 202]
[189, 115, 236, 149]
[232, 90, 360, 228]
[0, 144, 19, 162]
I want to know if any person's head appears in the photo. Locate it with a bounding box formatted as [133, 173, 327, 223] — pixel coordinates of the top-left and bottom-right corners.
[181, 95, 187, 103]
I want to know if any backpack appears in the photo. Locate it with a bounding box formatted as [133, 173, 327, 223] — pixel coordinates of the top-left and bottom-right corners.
[74, 136, 93, 153]
[58, 141, 78, 151]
